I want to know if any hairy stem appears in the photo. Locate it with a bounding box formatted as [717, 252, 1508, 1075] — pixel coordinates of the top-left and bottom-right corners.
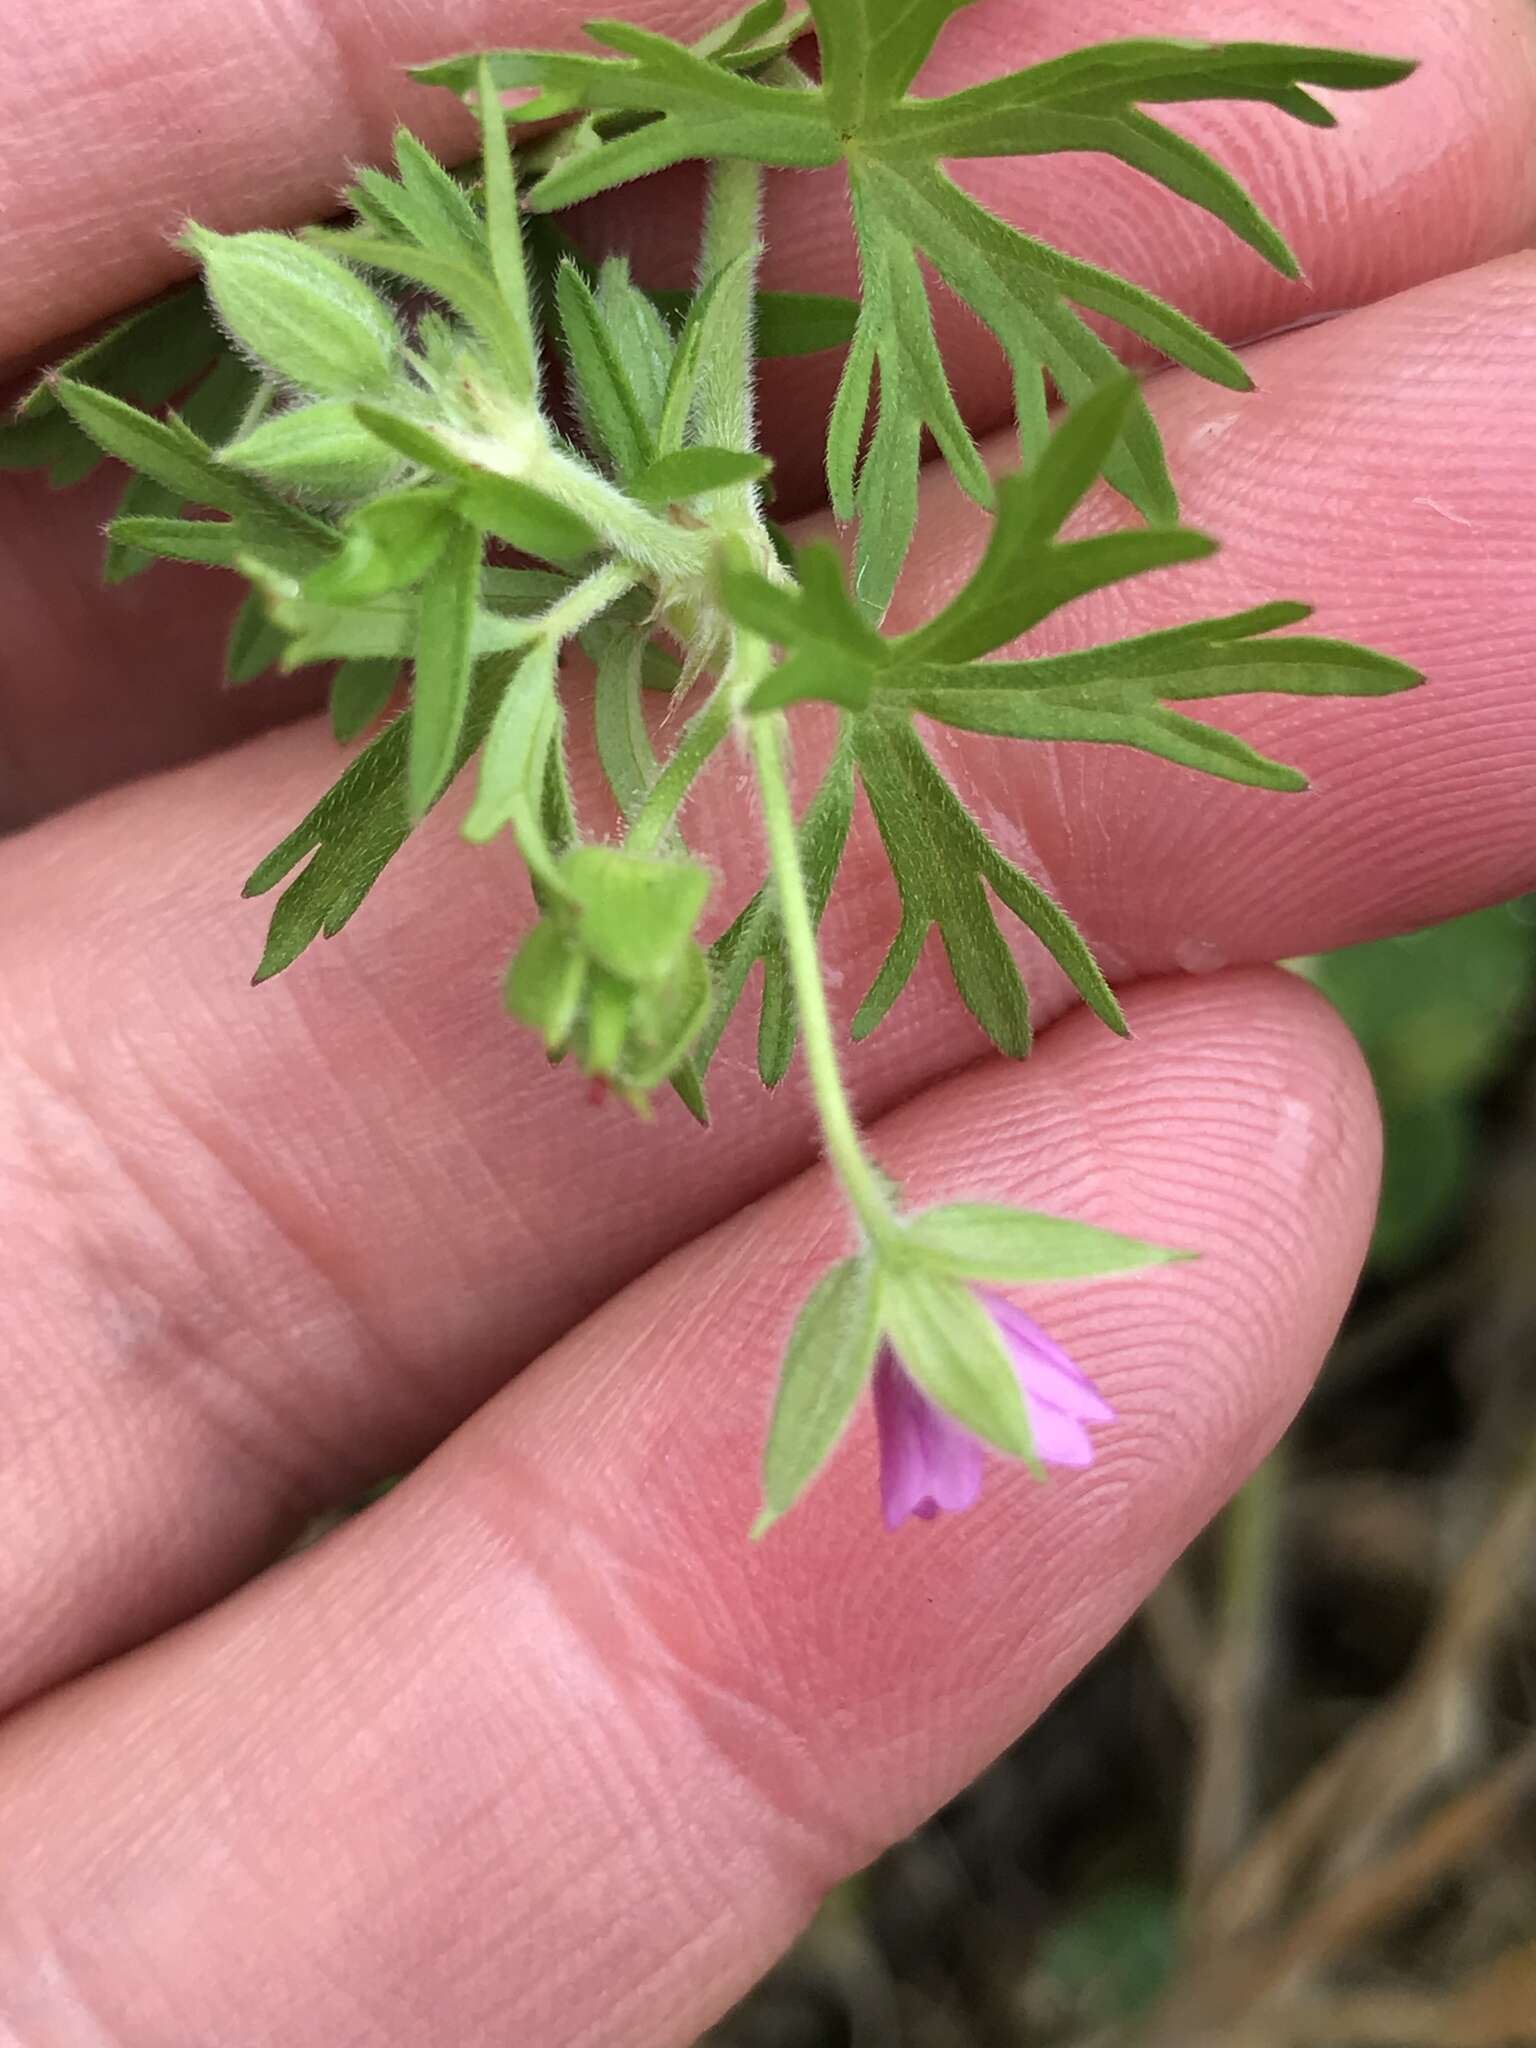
[750, 706, 896, 1246]
[694, 156, 766, 532]
[627, 688, 734, 855]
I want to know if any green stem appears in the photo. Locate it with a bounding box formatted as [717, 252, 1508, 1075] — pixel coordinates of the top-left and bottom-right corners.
[627, 686, 734, 854]
[695, 156, 766, 532]
[530, 443, 710, 586]
[749, 707, 897, 1246]
[536, 559, 637, 642]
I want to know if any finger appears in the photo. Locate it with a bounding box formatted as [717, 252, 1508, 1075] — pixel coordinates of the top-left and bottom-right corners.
[3, 253, 1535, 1716]
[0, 970, 1379, 2048]
[4, 0, 1533, 822]
[6, 0, 1528, 369]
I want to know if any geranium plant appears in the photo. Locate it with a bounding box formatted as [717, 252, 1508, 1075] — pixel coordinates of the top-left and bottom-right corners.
[1, 0, 1415, 1531]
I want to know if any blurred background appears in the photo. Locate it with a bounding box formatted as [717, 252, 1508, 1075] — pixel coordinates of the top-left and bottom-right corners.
[705, 906, 1536, 2048]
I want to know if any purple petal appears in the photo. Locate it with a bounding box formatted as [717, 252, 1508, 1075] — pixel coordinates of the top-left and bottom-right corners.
[872, 1348, 986, 1529]
[1026, 1402, 1096, 1468]
[977, 1289, 1115, 1424]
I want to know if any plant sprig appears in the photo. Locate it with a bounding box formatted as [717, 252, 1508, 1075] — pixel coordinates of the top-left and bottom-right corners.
[4, 0, 1418, 1529]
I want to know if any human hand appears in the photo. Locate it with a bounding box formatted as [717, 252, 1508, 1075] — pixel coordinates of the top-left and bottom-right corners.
[3, 1, 1536, 2040]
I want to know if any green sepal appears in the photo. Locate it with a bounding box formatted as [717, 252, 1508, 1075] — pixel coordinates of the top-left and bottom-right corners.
[559, 847, 711, 986]
[630, 447, 771, 505]
[219, 401, 406, 499]
[754, 1253, 884, 1536]
[880, 1266, 1039, 1465]
[304, 487, 458, 602]
[905, 1204, 1189, 1283]
[104, 516, 242, 569]
[506, 920, 587, 1051]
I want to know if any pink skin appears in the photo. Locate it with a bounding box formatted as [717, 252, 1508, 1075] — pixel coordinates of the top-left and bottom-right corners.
[2, 0, 1536, 2041]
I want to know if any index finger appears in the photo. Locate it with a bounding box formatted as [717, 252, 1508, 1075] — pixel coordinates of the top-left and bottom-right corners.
[6, 0, 1535, 368]
[0, 0, 712, 365]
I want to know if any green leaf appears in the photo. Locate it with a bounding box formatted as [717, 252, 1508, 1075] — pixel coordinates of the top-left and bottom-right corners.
[3, 286, 225, 487]
[54, 377, 339, 575]
[838, 180, 994, 572]
[630, 446, 771, 504]
[726, 542, 888, 712]
[0, 409, 100, 486]
[104, 515, 243, 569]
[592, 624, 658, 823]
[104, 351, 264, 582]
[903, 499, 1216, 666]
[415, 20, 1410, 541]
[220, 401, 405, 499]
[463, 640, 562, 848]
[881, 1267, 1037, 1462]
[244, 660, 507, 981]
[755, 1254, 884, 1535]
[756, 291, 860, 358]
[807, 0, 979, 128]
[417, 33, 837, 213]
[647, 287, 860, 360]
[331, 659, 401, 743]
[700, 730, 856, 1086]
[476, 56, 538, 401]
[408, 518, 483, 818]
[852, 718, 1125, 1054]
[556, 259, 655, 481]
[890, 594, 1420, 791]
[225, 592, 289, 685]
[186, 228, 401, 398]
[870, 45, 1415, 278]
[17, 287, 222, 425]
[906, 1204, 1186, 1283]
[454, 474, 598, 565]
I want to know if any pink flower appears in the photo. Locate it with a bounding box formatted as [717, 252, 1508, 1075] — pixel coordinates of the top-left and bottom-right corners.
[873, 1289, 1114, 1529]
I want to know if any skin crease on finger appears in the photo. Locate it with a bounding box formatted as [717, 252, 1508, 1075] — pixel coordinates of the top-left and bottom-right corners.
[0, 971, 1380, 2048]
[3, 254, 1536, 1718]
[2, 0, 1536, 821]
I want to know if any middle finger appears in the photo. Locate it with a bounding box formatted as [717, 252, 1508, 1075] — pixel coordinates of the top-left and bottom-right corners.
[2, 252, 1535, 1712]
[2, 0, 1532, 824]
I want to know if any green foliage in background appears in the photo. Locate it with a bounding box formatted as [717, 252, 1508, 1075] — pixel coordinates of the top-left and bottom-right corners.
[1309, 902, 1536, 1270]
